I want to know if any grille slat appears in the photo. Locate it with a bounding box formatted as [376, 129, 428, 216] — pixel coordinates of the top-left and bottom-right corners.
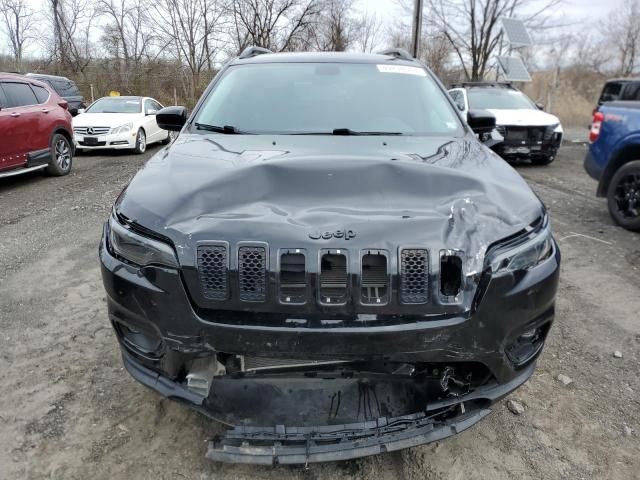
[361, 253, 389, 305]
[320, 253, 347, 304]
[239, 246, 267, 302]
[400, 249, 429, 304]
[197, 245, 228, 300]
[280, 252, 306, 304]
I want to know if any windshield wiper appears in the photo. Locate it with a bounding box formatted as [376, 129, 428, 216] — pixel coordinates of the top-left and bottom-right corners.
[287, 129, 404, 136]
[332, 128, 403, 136]
[195, 123, 248, 134]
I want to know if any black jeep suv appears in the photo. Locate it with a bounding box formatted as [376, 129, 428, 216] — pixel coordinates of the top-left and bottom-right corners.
[100, 48, 560, 464]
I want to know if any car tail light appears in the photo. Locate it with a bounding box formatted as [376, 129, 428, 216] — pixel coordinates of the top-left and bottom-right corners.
[589, 111, 604, 142]
[58, 100, 68, 110]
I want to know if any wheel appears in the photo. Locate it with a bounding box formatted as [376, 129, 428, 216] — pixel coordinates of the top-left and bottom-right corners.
[161, 131, 177, 145]
[45, 133, 73, 176]
[607, 160, 640, 231]
[133, 129, 146, 154]
[531, 155, 555, 166]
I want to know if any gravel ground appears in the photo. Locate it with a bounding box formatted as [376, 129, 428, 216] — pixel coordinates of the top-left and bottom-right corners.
[0, 144, 638, 480]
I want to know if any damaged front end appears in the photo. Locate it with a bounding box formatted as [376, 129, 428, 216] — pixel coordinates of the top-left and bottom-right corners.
[100, 131, 560, 464]
[120, 346, 535, 464]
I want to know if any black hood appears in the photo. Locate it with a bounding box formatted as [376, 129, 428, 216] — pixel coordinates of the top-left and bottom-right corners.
[116, 133, 543, 273]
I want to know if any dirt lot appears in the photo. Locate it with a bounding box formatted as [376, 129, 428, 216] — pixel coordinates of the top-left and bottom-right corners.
[0, 144, 638, 480]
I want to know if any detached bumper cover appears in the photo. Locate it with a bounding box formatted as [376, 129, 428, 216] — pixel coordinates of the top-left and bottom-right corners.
[121, 346, 535, 464]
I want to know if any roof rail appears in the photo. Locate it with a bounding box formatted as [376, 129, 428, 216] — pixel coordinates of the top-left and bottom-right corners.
[450, 81, 513, 88]
[239, 46, 273, 59]
[377, 48, 414, 61]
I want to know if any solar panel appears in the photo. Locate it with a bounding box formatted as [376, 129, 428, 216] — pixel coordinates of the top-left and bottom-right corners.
[497, 56, 532, 82]
[500, 18, 532, 47]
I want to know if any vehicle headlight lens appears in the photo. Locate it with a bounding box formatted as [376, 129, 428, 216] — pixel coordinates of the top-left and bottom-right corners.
[488, 222, 554, 273]
[111, 123, 133, 134]
[107, 214, 178, 268]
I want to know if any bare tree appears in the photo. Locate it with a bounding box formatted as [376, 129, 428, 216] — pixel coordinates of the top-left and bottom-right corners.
[98, 0, 156, 93]
[387, 20, 453, 79]
[49, 0, 98, 75]
[312, 0, 358, 51]
[231, 0, 320, 52]
[606, 0, 640, 76]
[0, 0, 35, 70]
[355, 11, 383, 53]
[152, 0, 226, 103]
[398, 0, 561, 80]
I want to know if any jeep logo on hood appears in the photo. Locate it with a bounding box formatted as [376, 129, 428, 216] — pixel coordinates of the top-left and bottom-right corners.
[308, 229, 356, 240]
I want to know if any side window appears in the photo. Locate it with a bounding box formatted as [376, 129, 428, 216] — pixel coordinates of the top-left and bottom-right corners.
[32, 85, 50, 104]
[0, 83, 8, 107]
[1, 82, 39, 108]
[144, 99, 156, 114]
[600, 82, 622, 102]
[151, 100, 163, 111]
[449, 89, 466, 112]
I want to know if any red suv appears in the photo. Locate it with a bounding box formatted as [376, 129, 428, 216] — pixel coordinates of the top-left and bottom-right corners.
[0, 73, 74, 179]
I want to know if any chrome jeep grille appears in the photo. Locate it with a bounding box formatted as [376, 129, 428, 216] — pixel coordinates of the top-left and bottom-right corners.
[194, 244, 456, 307]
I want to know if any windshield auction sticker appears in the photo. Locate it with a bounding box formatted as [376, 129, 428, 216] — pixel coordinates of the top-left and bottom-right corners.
[377, 65, 426, 76]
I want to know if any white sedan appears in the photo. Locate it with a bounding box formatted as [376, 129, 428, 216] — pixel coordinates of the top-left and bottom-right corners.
[73, 96, 173, 154]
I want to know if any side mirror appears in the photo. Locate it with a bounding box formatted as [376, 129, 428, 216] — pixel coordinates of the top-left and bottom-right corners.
[467, 109, 496, 135]
[77, 108, 85, 114]
[146, 109, 158, 116]
[535, 102, 545, 111]
[157, 106, 187, 131]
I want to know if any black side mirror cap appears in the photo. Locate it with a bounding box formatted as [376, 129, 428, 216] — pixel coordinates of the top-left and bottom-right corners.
[467, 109, 496, 134]
[157, 106, 187, 131]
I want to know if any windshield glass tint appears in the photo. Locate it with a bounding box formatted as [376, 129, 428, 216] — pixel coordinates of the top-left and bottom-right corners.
[86, 98, 141, 113]
[467, 89, 536, 110]
[194, 63, 463, 135]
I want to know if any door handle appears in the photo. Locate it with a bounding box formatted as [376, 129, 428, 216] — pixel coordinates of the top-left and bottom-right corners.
[41, 109, 50, 114]
[10, 112, 20, 117]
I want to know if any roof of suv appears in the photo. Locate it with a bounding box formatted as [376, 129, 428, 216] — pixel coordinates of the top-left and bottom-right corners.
[231, 51, 420, 67]
[25, 73, 72, 81]
[0, 72, 51, 87]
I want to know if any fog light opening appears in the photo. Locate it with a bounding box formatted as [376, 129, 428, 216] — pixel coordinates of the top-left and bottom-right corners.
[506, 324, 549, 367]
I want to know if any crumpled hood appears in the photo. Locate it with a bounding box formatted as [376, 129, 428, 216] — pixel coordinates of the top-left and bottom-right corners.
[487, 108, 562, 129]
[116, 133, 543, 272]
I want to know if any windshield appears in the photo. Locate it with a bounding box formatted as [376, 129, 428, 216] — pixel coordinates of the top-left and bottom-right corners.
[193, 63, 463, 135]
[86, 98, 141, 114]
[467, 88, 536, 110]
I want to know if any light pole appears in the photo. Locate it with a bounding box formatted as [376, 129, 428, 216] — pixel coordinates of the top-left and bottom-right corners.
[411, 0, 424, 58]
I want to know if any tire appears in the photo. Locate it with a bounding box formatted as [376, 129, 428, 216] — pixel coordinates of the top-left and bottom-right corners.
[160, 131, 176, 145]
[531, 155, 555, 166]
[133, 129, 146, 154]
[45, 133, 73, 176]
[607, 160, 640, 232]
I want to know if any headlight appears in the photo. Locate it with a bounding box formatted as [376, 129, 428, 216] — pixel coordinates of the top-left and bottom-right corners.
[488, 221, 554, 273]
[111, 123, 133, 134]
[107, 214, 178, 268]
[544, 123, 559, 140]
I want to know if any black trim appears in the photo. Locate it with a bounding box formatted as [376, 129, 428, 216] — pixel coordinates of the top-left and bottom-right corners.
[26, 148, 51, 167]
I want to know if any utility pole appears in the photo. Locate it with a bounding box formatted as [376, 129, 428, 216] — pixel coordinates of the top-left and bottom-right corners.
[411, 0, 424, 58]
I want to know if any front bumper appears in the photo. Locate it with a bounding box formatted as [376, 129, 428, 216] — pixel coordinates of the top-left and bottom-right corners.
[74, 132, 136, 150]
[492, 129, 562, 160]
[100, 228, 560, 463]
